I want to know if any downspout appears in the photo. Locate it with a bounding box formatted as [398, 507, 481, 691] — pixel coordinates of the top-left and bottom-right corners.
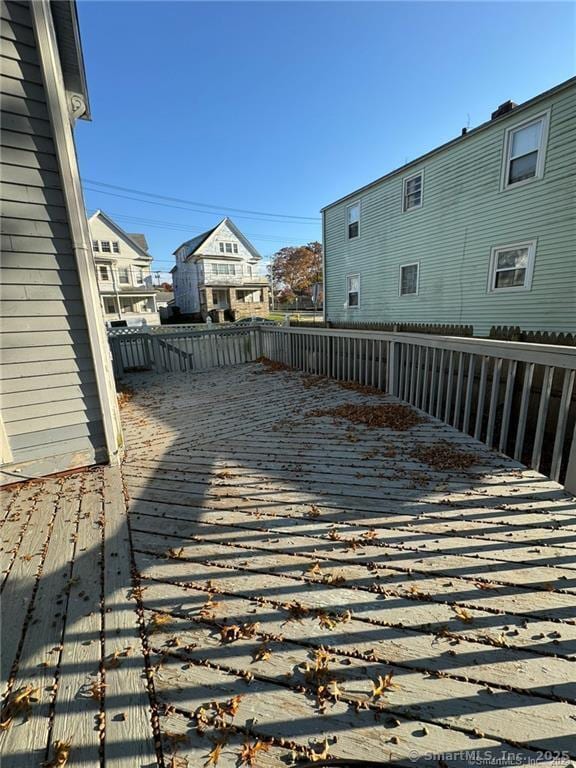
[30, 0, 123, 464]
[321, 209, 328, 322]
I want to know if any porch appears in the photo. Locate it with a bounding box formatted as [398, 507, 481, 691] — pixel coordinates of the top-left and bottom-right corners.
[200, 284, 270, 321]
[2, 357, 576, 766]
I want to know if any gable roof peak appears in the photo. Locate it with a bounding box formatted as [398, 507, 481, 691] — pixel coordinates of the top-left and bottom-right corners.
[87, 210, 152, 259]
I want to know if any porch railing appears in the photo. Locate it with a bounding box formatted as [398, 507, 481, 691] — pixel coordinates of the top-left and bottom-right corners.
[108, 324, 576, 491]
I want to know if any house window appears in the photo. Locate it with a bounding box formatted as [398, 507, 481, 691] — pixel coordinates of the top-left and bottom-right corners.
[400, 263, 419, 296]
[346, 274, 360, 308]
[98, 265, 109, 281]
[112, 241, 120, 253]
[503, 114, 549, 188]
[101, 241, 111, 253]
[219, 243, 224, 253]
[233, 243, 238, 254]
[225, 243, 232, 253]
[103, 297, 116, 314]
[403, 172, 423, 211]
[92, 240, 99, 252]
[346, 203, 360, 239]
[118, 267, 130, 284]
[247, 265, 253, 277]
[489, 241, 536, 292]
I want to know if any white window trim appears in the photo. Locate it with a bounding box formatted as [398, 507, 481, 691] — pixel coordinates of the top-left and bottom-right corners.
[346, 273, 360, 309]
[402, 170, 424, 213]
[500, 110, 550, 191]
[346, 201, 361, 240]
[399, 262, 420, 297]
[487, 239, 537, 293]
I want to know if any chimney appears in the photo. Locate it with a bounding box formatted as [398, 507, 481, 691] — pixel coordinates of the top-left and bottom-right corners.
[491, 100, 517, 120]
[461, 127, 467, 136]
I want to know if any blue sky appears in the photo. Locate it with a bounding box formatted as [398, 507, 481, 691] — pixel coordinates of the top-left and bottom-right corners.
[77, 1, 575, 276]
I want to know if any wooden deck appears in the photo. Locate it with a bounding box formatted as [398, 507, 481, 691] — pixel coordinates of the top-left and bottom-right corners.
[2, 362, 576, 767]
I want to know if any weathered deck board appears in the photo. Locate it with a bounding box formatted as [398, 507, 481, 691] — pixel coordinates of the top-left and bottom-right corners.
[48, 482, 103, 768]
[0, 474, 82, 768]
[101, 466, 157, 768]
[2, 363, 576, 766]
[129, 517, 576, 658]
[0, 478, 62, 691]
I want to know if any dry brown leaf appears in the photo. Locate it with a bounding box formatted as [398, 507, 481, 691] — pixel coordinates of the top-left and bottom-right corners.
[205, 740, 226, 767]
[453, 605, 474, 623]
[239, 738, 270, 766]
[0, 685, 39, 730]
[44, 739, 72, 767]
[148, 613, 172, 633]
[372, 673, 398, 698]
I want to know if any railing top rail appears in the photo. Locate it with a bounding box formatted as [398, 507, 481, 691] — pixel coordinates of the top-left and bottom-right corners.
[108, 325, 257, 340]
[260, 325, 576, 368]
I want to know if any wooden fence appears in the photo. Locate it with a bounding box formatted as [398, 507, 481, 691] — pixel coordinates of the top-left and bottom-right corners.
[108, 324, 576, 491]
[289, 319, 474, 336]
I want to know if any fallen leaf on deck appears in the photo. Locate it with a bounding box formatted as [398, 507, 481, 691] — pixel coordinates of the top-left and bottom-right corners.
[239, 738, 270, 766]
[44, 739, 72, 767]
[0, 685, 40, 730]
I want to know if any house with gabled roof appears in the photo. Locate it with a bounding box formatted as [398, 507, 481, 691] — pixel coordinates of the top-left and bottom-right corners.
[88, 210, 159, 326]
[171, 217, 269, 322]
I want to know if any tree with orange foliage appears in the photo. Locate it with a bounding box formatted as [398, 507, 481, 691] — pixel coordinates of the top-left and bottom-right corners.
[270, 241, 322, 301]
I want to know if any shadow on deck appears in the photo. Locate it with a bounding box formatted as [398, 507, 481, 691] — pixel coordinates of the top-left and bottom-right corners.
[2, 362, 576, 767]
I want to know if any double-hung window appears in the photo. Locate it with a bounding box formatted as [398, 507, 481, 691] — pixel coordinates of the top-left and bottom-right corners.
[403, 172, 423, 211]
[112, 241, 120, 254]
[98, 265, 109, 281]
[92, 240, 99, 252]
[502, 113, 549, 188]
[118, 267, 130, 284]
[346, 203, 360, 239]
[346, 274, 360, 308]
[399, 263, 419, 296]
[488, 241, 536, 292]
[101, 241, 111, 253]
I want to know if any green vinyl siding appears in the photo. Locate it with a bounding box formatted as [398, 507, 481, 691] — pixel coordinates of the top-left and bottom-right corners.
[323, 81, 576, 336]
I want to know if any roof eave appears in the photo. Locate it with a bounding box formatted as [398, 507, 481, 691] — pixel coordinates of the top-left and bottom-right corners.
[51, 0, 91, 121]
[321, 76, 576, 213]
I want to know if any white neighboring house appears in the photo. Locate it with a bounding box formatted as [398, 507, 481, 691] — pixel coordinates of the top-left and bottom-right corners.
[172, 218, 269, 321]
[88, 210, 159, 326]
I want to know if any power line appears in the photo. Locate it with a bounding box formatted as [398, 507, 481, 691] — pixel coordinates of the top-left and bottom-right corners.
[99, 210, 309, 244]
[83, 178, 321, 223]
[83, 185, 319, 227]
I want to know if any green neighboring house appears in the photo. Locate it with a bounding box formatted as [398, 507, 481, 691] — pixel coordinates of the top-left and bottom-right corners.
[322, 77, 576, 337]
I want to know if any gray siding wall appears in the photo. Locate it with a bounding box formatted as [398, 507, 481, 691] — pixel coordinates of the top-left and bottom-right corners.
[323, 83, 576, 336]
[0, 0, 106, 475]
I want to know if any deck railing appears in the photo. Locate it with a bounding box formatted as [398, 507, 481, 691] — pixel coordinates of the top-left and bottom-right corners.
[108, 324, 576, 491]
[258, 326, 576, 491]
[108, 326, 261, 377]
